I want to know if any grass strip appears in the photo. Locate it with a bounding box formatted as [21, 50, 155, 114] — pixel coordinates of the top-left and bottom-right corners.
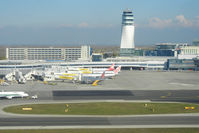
[3, 102, 199, 115]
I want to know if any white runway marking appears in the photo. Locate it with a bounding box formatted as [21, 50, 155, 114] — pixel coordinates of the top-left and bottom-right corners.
[1, 125, 199, 130]
[169, 82, 194, 87]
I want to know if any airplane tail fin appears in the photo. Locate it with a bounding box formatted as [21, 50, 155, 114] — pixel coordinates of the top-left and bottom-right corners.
[114, 66, 121, 74]
[108, 63, 115, 71]
[92, 80, 100, 86]
[116, 66, 121, 72]
[101, 71, 105, 79]
[113, 69, 118, 74]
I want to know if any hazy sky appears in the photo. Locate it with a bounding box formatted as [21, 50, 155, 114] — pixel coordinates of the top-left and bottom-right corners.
[0, 0, 199, 46]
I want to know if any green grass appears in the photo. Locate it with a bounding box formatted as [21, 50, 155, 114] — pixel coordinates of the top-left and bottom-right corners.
[1, 128, 199, 133]
[3, 102, 199, 115]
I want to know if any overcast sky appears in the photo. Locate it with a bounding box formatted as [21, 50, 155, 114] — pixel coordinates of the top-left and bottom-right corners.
[0, 0, 199, 46]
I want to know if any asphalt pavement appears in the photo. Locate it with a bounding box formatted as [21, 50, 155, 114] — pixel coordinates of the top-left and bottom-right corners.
[0, 115, 199, 127]
[1, 71, 199, 129]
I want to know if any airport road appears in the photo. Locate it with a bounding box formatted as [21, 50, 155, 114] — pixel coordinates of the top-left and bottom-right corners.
[1, 90, 199, 103]
[40, 90, 199, 103]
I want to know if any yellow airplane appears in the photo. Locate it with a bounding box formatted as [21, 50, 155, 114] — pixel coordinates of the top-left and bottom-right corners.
[62, 73, 78, 76]
[59, 76, 74, 80]
[79, 68, 90, 71]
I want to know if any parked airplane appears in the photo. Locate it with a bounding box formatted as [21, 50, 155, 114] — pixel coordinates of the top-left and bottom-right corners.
[32, 64, 121, 84]
[108, 63, 115, 71]
[93, 66, 121, 74]
[0, 91, 29, 99]
[42, 73, 77, 82]
[44, 65, 120, 82]
[67, 70, 92, 74]
[78, 71, 106, 85]
[0, 79, 9, 86]
[92, 64, 115, 73]
[113, 66, 121, 74]
[0, 82, 9, 86]
[82, 73, 115, 79]
[67, 67, 91, 71]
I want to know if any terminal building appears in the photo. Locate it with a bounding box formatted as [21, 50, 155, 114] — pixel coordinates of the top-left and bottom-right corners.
[6, 45, 91, 61]
[155, 43, 185, 57]
[144, 43, 188, 57]
[92, 53, 103, 62]
[167, 59, 196, 70]
[192, 40, 199, 46]
[178, 45, 199, 59]
[193, 57, 199, 71]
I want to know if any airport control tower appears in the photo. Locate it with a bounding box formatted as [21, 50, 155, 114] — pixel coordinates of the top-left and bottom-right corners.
[120, 10, 135, 56]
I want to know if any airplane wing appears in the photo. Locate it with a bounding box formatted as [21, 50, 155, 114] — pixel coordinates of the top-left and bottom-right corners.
[0, 95, 13, 99]
[6, 96, 13, 99]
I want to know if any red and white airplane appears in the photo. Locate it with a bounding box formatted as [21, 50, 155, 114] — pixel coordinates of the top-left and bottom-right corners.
[107, 63, 115, 71]
[92, 64, 121, 75]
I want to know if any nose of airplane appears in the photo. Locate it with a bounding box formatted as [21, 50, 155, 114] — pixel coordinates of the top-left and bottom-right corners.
[24, 93, 29, 97]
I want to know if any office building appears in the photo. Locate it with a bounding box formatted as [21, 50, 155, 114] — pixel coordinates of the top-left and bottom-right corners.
[120, 10, 135, 56]
[65, 48, 81, 61]
[81, 45, 92, 60]
[6, 45, 91, 61]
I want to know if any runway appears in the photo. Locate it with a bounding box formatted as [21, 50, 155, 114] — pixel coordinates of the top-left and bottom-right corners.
[1, 115, 199, 127]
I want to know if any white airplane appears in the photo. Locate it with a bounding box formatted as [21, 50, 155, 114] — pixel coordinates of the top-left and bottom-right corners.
[82, 73, 115, 79]
[0, 91, 29, 99]
[0, 82, 9, 86]
[93, 66, 121, 77]
[67, 70, 92, 74]
[113, 66, 121, 74]
[43, 72, 78, 82]
[66, 67, 91, 71]
[78, 71, 106, 85]
[92, 64, 115, 73]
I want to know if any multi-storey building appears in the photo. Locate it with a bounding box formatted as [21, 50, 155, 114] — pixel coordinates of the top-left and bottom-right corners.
[65, 48, 81, 61]
[81, 45, 92, 60]
[6, 48, 25, 60]
[26, 47, 64, 60]
[6, 45, 91, 61]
